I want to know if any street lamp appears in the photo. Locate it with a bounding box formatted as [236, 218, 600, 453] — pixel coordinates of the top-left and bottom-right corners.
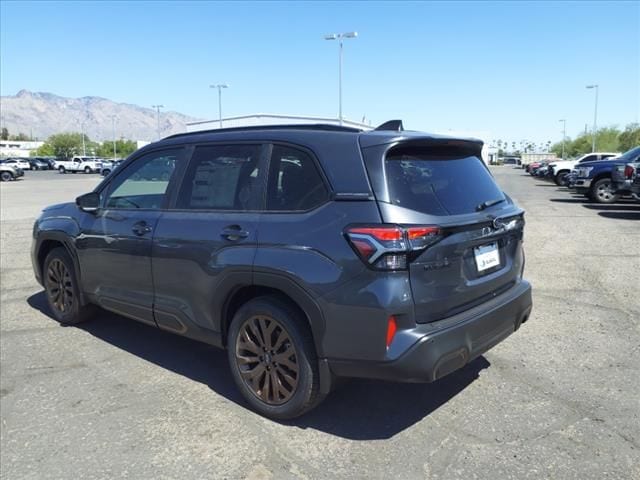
[324, 31, 358, 126]
[110, 115, 117, 161]
[80, 121, 87, 157]
[209, 84, 229, 128]
[558, 119, 566, 160]
[152, 105, 164, 140]
[586, 84, 599, 152]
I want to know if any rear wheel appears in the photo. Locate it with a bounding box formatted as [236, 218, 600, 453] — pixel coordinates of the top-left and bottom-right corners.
[590, 178, 619, 204]
[43, 247, 96, 324]
[84, 166, 91, 173]
[58, 166, 66, 174]
[1, 171, 13, 182]
[227, 296, 324, 419]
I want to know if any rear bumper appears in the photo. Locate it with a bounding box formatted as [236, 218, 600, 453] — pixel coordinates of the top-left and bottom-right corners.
[328, 280, 532, 383]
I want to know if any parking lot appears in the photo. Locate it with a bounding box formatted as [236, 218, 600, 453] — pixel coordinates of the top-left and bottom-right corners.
[1, 167, 638, 479]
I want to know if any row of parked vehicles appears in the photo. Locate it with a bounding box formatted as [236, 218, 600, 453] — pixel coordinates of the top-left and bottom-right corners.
[0, 156, 126, 181]
[525, 146, 640, 203]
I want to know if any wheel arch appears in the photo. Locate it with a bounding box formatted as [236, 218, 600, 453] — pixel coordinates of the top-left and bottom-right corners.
[222, 273, 326, 356]
[36, 231, 87, 305]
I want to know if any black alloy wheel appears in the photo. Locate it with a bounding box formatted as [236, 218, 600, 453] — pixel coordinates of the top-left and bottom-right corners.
[45, 258, 74, 314]
[235, 315, 299, 405]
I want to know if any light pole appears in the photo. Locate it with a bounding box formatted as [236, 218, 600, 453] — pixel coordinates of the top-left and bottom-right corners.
[559, 119, 566, 160]
[209, 84, 229, 128]
[110, 115, 117, 161]
[586, 84, 599, 152]
[80, 121, 87, 157]
[324, 31, 358, 125]
[152, 105, 164, 140]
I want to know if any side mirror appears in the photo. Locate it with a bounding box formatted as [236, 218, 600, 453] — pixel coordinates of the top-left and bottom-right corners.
[76, 192, 100, 212]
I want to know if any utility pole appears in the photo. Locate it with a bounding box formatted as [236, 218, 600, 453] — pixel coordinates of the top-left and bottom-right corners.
[209, 84, 229, 128]
[152, 105, 164, 140]
[586, 84, 599, 152]
[110, 115, 117, 161]
[324, 31, 358, 125]
[559, 119, 566, 160]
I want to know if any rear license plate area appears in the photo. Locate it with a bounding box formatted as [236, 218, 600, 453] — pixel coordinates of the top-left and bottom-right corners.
[474, 242, 500, 272]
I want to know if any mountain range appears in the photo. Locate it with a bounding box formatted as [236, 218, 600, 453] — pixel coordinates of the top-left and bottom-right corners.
[0, 90, 202, 142]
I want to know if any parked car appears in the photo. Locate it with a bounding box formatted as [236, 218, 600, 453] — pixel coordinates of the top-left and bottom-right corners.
[2, 157, 31, 171]
[55, 156, 103, 174]
[31, 122, 532, 419]
[100, 159, 124, 176]
[612, 161, 640, 201]
[548, 152, 619, 186]
[573, 146, 640, 203]
[28, 158, 50, 170]
[0, 162, 25, 181]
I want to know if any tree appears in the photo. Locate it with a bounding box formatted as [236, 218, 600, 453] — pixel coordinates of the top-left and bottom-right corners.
[1, 128, 8, 140]
[9, 132, 30, 141]
[618, 123, 640, 151]
[36, 132, 85, 160]
[95, 139, 137, 158]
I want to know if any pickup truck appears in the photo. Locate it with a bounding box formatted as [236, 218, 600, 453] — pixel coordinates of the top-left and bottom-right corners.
[55, 156, 104, 174]
[611, 157, 640, 203]
[548, 152, 619, 186]
[573, 146, 640, 203]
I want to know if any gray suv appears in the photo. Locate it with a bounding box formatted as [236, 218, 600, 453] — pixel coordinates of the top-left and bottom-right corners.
[31, 123, 532, 419]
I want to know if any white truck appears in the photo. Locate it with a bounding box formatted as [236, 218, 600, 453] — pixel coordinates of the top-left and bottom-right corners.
[548, 152, 619, 186]
[55, 156, 104, 174]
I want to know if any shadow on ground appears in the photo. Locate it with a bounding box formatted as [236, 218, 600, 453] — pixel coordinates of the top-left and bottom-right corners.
[27, 291, 489, 440]
[582, 203, 640, 212]
[597, 211, 640, 220]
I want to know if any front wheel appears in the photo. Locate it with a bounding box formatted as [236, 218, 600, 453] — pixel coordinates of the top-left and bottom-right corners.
[227, 296, 324, 419]
[554, 171, 569, 186]
[1, 171, 13, 182]
[589, 178, 619, 204]
[43, 247, 96, 324]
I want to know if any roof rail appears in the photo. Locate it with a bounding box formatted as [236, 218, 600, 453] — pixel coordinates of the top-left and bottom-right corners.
[163, 123, 363, 141]
[375, 120, 404, 132]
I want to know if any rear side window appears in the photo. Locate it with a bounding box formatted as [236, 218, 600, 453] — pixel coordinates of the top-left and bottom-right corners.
[385, 146, 504, 215]
[267, 145, 328, 211]
[177, 144, 262, 210]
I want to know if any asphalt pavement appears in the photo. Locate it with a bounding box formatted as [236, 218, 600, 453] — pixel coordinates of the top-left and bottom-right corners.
[1, 167, 638, 480]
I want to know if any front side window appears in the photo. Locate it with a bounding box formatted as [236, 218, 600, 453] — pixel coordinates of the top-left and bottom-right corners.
[104, 149, 179, 209]
[177, 144, 262, 210]
[266, 145, 328, 211]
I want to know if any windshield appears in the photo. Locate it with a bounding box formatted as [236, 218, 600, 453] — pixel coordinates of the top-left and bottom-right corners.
[385, 149, 505, 215]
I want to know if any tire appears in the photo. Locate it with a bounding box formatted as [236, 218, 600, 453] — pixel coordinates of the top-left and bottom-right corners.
[102, 169, 111, 177]
[58, 166, 66, 174]
[84, 166, 91, 174]
[1, 171, 13, 182]
[227, 296, 324, 419]
[554, 170, 569, 186]
[589, 178, 619, 204]
[43, 247, 96, 325]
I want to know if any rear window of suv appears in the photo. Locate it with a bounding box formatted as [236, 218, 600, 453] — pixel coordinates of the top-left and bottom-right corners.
[385, 146, 505, 215]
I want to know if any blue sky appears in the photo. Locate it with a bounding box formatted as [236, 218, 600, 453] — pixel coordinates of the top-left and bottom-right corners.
[1, 1, 638, 144]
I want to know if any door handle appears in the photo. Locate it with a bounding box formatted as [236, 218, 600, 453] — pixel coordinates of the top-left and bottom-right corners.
[221, 226, 249, 241]
[132, 221, 152, 236]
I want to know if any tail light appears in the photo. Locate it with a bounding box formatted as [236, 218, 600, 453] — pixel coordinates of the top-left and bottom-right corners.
[624, 165, 635, 179]
[345, 224, 443, 270]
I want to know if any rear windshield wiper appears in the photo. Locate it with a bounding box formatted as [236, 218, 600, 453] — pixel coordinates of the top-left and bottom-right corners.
[476, 198, 506, 211]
